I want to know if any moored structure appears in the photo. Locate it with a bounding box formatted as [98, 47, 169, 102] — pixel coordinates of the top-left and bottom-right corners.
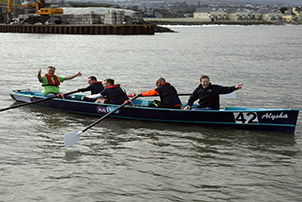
[0, 24, 154, 35]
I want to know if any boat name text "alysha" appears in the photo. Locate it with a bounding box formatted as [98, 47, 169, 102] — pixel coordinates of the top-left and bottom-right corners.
[261, 112, 288, 120]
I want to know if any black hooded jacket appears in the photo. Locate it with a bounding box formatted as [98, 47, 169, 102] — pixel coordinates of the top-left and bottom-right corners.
[187, 83, 237, 110]
[78, 81, 104, 95]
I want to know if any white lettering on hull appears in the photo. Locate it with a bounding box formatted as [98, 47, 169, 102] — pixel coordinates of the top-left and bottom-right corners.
[261, 112, 288, 120]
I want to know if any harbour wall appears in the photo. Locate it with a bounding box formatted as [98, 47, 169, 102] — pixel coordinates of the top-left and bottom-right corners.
[0, 24, 155, 35]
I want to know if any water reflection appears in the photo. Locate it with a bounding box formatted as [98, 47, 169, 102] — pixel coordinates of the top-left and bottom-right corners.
[64, 150, 82, 161]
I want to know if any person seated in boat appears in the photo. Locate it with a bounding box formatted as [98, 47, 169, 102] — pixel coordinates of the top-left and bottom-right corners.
[85, 78, 129, 105]
[37, 66, 82, 96]
[184, 75, 243, 110]
[78, 76, 104, 96]
[140, 77, 181, 109]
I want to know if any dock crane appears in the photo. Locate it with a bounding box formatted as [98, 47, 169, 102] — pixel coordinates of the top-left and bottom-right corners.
[7, 0, 13, 23]
[7, 0, 64, 24]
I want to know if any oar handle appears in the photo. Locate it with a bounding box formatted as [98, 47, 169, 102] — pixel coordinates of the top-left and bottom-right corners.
[0, 90, 79, 112]
[82, 94, 141, 133]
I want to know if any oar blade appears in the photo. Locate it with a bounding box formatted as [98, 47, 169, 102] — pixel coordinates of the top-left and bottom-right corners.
[64, 131, 82, 148]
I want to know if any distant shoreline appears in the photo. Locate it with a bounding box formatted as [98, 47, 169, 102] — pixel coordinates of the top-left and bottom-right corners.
[144, 18, 280, 26]
[145, 18, 302, 32]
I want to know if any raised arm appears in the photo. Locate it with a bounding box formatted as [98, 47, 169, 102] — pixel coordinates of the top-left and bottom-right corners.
[37, 68, 42, 82]
[64, 71, 82, 80]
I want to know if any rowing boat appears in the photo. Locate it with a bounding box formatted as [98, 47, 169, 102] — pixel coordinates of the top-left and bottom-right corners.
[9, 89, 299, 134]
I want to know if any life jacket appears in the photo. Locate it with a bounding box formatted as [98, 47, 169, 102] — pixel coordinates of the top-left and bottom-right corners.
[156, 82, 181, 107]
[102, 84, 129, 104]
[43, 74, 60, 86]
[90, 81, 104, 94]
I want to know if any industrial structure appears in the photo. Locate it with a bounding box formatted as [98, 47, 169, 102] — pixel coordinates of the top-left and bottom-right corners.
[0, 1, 153, 35]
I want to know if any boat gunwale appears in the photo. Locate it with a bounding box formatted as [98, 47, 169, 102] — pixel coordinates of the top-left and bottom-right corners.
[10, 91, 300, 113]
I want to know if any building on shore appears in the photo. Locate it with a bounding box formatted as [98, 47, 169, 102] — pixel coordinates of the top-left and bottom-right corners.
[292, 6, 302, 22]
[261, 10, 283, 22]
[227, 8, 250, 22]
[193, 6, 301, 23]
[193, 8, 212, 22]
[0, 5, 144, 25]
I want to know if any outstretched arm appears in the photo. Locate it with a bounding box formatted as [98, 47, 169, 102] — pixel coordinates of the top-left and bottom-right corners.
[235, 83, 244, 89]
[141, 89, 159, 96]
[220, 83, 244, 94]
[64, 71, 82, 80]
[37, 68, 42, 82]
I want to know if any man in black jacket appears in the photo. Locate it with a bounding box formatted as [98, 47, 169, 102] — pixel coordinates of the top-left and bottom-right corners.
[86, 79, 129, 104]
[184, 75, 243, 110]
[78, 76, 104, 95]
[141, 77, 181, 109]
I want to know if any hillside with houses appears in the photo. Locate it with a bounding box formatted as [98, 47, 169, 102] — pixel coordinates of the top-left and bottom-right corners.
[192, 6, 302, 23]
[0, 0, 301, 25]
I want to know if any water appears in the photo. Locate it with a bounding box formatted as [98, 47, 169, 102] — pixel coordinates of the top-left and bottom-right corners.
[0, 25, 302, 201]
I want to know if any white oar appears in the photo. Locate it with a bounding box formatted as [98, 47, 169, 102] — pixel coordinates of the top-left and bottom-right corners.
[64, 94, 141, 148]
[64, 131, 82, 148]
[220, 91, 236, 99]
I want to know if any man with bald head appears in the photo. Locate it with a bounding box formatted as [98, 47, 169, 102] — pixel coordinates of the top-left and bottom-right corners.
[141, 77, 181, 109]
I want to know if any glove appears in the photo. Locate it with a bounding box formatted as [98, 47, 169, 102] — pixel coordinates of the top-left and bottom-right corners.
[124, 100, 132, 104]
[127, 94, 136, 97]
[78, 88, 85, 92]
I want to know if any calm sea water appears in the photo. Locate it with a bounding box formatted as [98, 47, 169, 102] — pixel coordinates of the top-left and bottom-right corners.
[0, 25, 302, 202]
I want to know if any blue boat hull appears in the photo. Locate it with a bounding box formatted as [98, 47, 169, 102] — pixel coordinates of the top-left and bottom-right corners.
[9, 90, 299, 134]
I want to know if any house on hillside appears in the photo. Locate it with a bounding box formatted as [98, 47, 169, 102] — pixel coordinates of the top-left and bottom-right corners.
[210, 8, 228, 22]
[262, 10, 283, 22]
[227, 8, 249, 22]
[153, 9, 178, 18]
[193, 7, 227, 22]
[292, 6, 302, 22]
[249, 10, 262, 21]
[283, 9, 295, 22]
[193, 7, 212, 22]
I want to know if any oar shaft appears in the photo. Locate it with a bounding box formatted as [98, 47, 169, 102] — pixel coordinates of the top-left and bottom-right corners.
[82, 94, 141, 133]
[135, 92, 235, 98]
[0, 90, 79, 112]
